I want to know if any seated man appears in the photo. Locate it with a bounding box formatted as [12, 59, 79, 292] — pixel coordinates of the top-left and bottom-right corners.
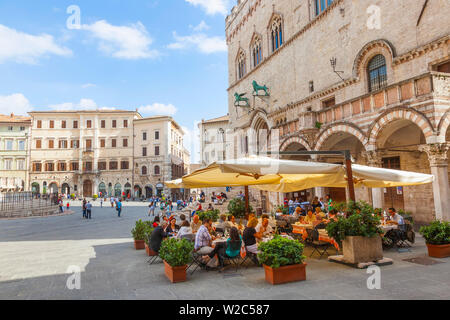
[190, 215, 202, 233]
[215, 214, 228, 231]
[150, 221, 168, 253]
[256, 218, 272, 236]
[386, 208, 405, 226]
[194, 218, 215, 255]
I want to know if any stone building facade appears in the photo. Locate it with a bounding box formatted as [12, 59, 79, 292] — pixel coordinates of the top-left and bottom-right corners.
[0, 114, 31, 191]
[225, 0, 450, 223]
[198, 115, 230, 166]
[28, 111, 189, 200]
[133, 116, 188, 200]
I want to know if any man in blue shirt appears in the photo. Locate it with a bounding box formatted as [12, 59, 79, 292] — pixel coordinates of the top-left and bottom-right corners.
[116, 200, 122, 217]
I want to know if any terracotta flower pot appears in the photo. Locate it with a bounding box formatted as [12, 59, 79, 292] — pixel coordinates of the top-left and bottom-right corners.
[426, 243, 450, 258]
[164, 261, 187, 283]
[263, 263, 307, 285]
[145, 243, 158, 256]
[134, 240, 145, 250]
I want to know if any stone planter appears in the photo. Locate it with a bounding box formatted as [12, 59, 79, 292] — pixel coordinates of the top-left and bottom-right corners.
[164, 261, 187, 283]
[263, 263, 307, 285]
[145, 243, 158, 256]
[426, 243, 450, 258]
[134, 240, 145, 250]
[342, 236, 383, 264]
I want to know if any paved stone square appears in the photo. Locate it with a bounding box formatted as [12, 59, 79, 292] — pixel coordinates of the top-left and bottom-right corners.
[0, 204, 449, 300]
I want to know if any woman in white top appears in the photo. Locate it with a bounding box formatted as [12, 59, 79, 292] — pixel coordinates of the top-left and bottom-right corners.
[176, 221, 192, 239]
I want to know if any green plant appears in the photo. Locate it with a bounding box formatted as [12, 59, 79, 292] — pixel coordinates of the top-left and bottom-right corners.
[315, 121, 323, 129]
[419, 221, 450, 245]
[131, 219, 147, 241]
[159, 238, 194, 267]
[228, 198, 253, 219]
[198, 209, 220, 222]
[258, 236, 306, 269]
[325, 201, 383, 246]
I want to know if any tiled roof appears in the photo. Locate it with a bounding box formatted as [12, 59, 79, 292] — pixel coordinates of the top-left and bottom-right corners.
[0, 113, 31, 123]
[203, 115, 229, 123]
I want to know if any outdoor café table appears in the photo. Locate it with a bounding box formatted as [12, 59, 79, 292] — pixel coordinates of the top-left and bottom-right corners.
[292, 223, 313, 241]
[380, 224, 398, 234]
[318, 229, 340, 250]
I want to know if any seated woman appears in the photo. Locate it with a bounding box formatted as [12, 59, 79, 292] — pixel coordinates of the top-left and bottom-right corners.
[165, 217, 179, 236]
[176, 221, 192, 239]
[304, 210, 317, 225]
[152, 216, 160, 228]
[202, 227, 242, 272]
[327, 209, 339, 222]
[243, 218, 263, 255]
[315, 207, 326, 218]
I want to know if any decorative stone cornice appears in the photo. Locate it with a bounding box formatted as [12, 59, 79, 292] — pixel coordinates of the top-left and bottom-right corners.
[419, 143, 450, 167]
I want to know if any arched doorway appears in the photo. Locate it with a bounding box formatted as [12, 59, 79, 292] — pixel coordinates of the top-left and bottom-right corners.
[83, 180, 93, 197]
[43, 182, 47, 194]
[62, 183, 70, 195]
[98, 183, 107, 198]
[108, 183, 113, 197]
[49, 183, 58, 194]
[156, 183, 164, 198]
[319, 131, 366, 204]
[134, 185, 142, 198]
[32, 182, 40, 195]
[114, 183, 122, 197]
[124, 183, 132, 198]
[145, 185, 153, 198]
[375, 119, 427, 214]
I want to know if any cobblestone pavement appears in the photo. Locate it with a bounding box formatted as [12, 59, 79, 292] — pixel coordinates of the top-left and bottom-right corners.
[0, 205, 449, 300]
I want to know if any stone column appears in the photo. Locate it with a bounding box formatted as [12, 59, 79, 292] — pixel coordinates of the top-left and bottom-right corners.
[419, 143, 450, 221]
[362, 151, 384, 209]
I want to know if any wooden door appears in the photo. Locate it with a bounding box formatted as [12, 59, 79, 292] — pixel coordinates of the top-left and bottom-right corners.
[382, 157, 405, 210]
[83, 180, 93, 197]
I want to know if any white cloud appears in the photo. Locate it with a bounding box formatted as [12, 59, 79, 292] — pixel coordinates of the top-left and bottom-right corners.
[138, 103, 177, 116]
[82, 20, 158, 60]
[191, 21, 210, 32]
[48, 98, 115, 111]
[185, 0, 231, 15]
[0, 24, 72, 64]
[0, 93, 32, 115]
[81, 83, 96, 89]
[168, 31, 227, 54]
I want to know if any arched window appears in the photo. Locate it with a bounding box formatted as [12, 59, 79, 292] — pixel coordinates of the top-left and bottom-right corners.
[154, 165, 160, 175]
[218, 128, 225, 143]
[368, 54, 387, 92]
[251, 35, 262, 68]
[142, 166, 147, 175]
[270, 16, 283, 52]
[237, 50, 246, 80]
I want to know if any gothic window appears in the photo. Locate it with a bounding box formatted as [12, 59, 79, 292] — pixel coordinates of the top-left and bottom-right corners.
[270, 16, 283, 52]
[237, 50, 246, 80]
[368, 54, 387, 92]
[251, 35, 262, 68]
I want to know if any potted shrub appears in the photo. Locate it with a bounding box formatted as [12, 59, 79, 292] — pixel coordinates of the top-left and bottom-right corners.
[159, 238, 194, 283]
[131, 220, 147, 250]
[258, 236, 307, 285]
[198, 209, 220, 223]
[326, 201, 384, 264]
[420, 221, 450, 258]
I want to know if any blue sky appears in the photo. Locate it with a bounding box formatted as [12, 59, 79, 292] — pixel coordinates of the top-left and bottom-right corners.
[0, 0, 234, 161]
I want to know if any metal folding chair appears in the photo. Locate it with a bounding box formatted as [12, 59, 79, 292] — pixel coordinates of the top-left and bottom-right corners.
[307, 228, 333, 259]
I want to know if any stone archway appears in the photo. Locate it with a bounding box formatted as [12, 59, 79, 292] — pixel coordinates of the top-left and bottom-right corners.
[316, 128, 368, 204]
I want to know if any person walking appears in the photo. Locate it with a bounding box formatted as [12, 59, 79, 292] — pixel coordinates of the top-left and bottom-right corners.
[58, 198, 64, 213]
[148, 201, 155, 217]
[86, 201, 92, 219]
[116, 199, 122, 217]
[100, 197, 103, 208]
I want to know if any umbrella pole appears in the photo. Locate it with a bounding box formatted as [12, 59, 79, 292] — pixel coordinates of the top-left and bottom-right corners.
[345, 151, 356, 202]
[245, 186, 250, 214]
